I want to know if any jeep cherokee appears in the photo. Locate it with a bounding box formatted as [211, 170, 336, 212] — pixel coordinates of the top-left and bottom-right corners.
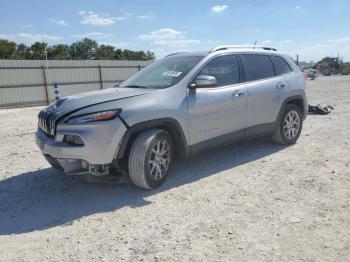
[35, 45, 307, 189]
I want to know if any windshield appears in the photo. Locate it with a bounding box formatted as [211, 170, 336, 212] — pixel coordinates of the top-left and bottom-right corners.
[119, 55, 204, 89]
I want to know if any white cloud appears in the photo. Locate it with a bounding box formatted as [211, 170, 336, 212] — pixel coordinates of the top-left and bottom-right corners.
[72, 32, 111, 39]
[328, 37, 350, 43]
[207, 40, 220, 44]
[211, 5, 229, 13]
[154, 39, 200, 46]
[278, 40, 294, 44]
[138, 28, 200, 47]
[21, 24, 34, 29]
[79, 10, 125, 26]
[150, 48, 167, 58]
[49, 19, 69, 26]
[275, 38, 350, 62]
[260, 40, 272, 45]
[0, 33, 62, 43]
[137, 13, 153, 19]
[138, 28, 182, 41]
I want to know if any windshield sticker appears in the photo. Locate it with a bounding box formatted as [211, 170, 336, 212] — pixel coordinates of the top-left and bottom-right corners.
[162, 71, 182, 77]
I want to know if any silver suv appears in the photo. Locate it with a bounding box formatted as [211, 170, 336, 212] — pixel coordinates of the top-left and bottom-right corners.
[36, 45, 307, 189]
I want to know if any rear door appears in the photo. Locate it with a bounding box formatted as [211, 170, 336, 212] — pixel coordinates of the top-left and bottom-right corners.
[241, 54, 286, 129]
[187, 54, 247, 145]
[270, 54, 294, 91]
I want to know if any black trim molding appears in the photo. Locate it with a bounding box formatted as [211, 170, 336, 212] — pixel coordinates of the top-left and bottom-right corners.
[116, 118, 189, 159]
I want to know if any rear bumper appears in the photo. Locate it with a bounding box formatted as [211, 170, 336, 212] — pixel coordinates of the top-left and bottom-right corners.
[35, 118, 128, 173]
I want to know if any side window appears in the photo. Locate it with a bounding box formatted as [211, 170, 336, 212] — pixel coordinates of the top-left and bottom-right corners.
[241, 54, 275, 81]
[271, 56, 293, 75]
[198, 55, 240, 87]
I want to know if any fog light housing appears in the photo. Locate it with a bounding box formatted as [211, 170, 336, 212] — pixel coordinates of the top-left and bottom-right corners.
[81, 160, 89, 169]
[63, 135, 84, 145]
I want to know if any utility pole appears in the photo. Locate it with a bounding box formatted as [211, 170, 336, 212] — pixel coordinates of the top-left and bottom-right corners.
[44, 46, 49, 74]
[296, 54, 299, 66]
[43, 46, 50, 104]
[44, 47, 50, 88]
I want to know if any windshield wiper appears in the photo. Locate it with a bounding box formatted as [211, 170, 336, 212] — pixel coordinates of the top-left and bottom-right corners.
[123, 85, 149, 89]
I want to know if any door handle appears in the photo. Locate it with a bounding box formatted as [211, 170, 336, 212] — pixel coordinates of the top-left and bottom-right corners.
[232, 90, 244, 97]
[276, 82, 285, 89]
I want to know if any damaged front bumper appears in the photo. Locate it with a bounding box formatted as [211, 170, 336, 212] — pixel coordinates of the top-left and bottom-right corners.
[35, 117, 127, 176]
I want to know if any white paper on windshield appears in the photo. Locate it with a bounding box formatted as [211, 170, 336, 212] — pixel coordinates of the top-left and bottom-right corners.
[162, 71, 182, 77]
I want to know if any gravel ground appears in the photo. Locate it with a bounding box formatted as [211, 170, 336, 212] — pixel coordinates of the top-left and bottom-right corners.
[0, 76, 349, 262]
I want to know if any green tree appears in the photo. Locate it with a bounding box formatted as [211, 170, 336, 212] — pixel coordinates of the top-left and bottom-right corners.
[122, 49, 132, 60]
[0, 37, 155, 61]
[13, 43, 29, 59]
[146, 51, 155, 60]
[70, 38, 98, 60]
[29, 42, 48, 59]
[123, 50, 149, 60]
[113, 49, 154, 60]
[135, 51, 147, 60]
[122, 49, 144, 60]
[114, 48, 125, 60]
[48, 44, 70, 60]
[0, 39, 17, 59]
[96, 45, 115, 60]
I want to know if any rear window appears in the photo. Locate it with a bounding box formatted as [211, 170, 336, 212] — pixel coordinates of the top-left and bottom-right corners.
[271, 56, 292, 75]
[241, 54, 275, 81]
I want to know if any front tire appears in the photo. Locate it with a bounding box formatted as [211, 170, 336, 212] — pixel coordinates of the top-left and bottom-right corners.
[272, 104, 303, 145]
[128, 129, 173, 190]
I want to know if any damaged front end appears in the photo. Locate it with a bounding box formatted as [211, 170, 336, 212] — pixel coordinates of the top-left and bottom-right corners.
[43, 155, 108, 176]
[43, 154, 129, 184]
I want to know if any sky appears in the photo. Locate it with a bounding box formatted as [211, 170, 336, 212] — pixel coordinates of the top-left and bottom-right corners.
[0, 0, 349, 61]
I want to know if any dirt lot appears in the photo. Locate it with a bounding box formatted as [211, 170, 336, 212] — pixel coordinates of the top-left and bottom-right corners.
[0, 76, 349, 262]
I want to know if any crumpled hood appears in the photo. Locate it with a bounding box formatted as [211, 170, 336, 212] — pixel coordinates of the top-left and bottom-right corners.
[47, 87, 152, 115]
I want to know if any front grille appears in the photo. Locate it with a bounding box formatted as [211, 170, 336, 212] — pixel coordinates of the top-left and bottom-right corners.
[38, 110, 60, 136]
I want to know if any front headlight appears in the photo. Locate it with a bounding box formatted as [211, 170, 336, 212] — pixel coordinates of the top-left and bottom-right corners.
[66, 109, 121, 124]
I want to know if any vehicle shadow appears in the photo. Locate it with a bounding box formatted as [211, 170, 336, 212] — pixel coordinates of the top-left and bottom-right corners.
[0, 138, 285, 235]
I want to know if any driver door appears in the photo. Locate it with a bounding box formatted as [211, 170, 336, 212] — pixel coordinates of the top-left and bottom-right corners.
[187, 54, 247, 146]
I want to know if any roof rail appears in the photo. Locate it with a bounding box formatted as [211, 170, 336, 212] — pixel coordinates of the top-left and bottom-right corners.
[165, 52, 187, 57]
[210, 45, 278, 52]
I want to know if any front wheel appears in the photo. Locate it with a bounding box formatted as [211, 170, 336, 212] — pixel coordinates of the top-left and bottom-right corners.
[272, 104, 303, 145]
[128, 129, 173, 190]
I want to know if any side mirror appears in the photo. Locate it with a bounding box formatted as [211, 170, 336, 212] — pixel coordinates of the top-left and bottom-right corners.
[189, 75, 217, 90]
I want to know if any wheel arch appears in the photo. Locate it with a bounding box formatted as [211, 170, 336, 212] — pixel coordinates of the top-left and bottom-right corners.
[116, 118, 189, 161]
[277, 95, 306, 123]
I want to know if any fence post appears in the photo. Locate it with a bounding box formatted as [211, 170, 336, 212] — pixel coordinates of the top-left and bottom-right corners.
[53, 82, 60, 101]
[41, 65, 50, 104]
[98, 65, 103, 90]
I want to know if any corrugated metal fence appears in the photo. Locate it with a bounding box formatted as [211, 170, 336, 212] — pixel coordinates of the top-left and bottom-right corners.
[0, 59, 152, 108]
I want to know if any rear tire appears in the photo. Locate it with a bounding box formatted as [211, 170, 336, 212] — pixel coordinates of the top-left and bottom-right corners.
[272, 104, 303, 145]
[128, 129, 173, 190]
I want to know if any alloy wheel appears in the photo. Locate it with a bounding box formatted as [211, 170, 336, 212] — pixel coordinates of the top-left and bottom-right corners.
[283, 110, 300, 140]
[149, 139, 171, 181]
